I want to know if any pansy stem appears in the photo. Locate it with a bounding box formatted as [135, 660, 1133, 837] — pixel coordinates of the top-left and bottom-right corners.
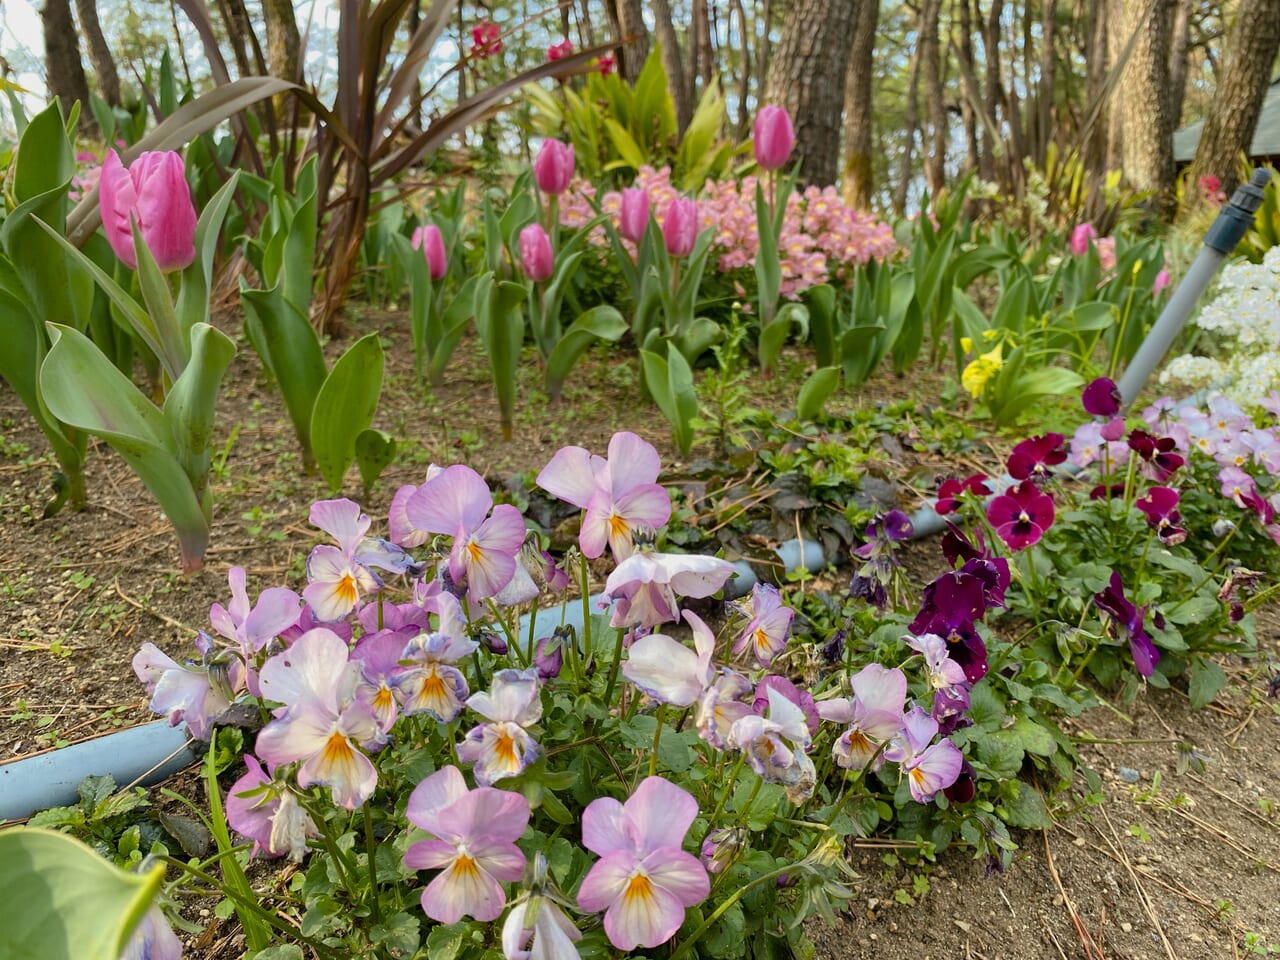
[203, 733, 271, 952]
[648, 704, 666, 779]
[599, 626, 628, 713]
[579, 554, 594, 665]
[363, 805, 382, 924]
[670, 863, 799, 960]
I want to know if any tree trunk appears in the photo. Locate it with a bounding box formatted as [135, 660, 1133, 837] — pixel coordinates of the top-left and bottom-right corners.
[651, 0, 692, 136]
[954, 0, 981, 176]
[603, 0, 649, 84]
[894, 41, 923, 214]
[1084, 0, 1110, 175]
[72, 0, 120, 106]
[262, 0, 301, 82]
[1036, 0, 1058, 164]
[765, 0, 858, 187]
[980, 0, 1005, 183]
[1111, 0, 1175, 215]
[729, 0, 753, 132]
[44, 0, 93, 129]
[920, 0, 947, 194]
[841, 0, 879, 208]
[1165, 0, 1193, 129]
[1188, 0, 1280, 199]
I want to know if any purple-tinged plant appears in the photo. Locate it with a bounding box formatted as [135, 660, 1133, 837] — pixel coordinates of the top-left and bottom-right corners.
[405, 465, 526, 602]
[225, 754, 317, 860]
[731, 582, 795, 665]
[905, 633, 968, 699]
[396, 594, 477, 722]
[752, 104, 795, 171]
[532, 631, 566, 680]
[1094, 571, 1159, 677]
[601, 550, 736, 629]
[662, 197, 699, 258]
[752, 675, 820, 737]
[404, 765, 530, 924]
[1070, 420, 1131, 470]
[210, 566, 302, 659]
[816, 663, 908, 772]
[351, 629, 412, 731]
[728, 686, 816, 801]
[304, 499, 403, 622]
[520, 223, 555, 282]
[623, 610, 716, 706]
[619, 186, 650, 242]
[700, 827, 746, 875]
[458, 668, 544, 786]
[943, 760, 977, 804]
[1082, 376, 1122, 417]
[533, 139, 575, 196]
[1007, 433, 1066, 481]
[936, 474, 990, 515]
[987, 480, 1055, 551]
[255, 629, 384, 809]
[119, 905, 184, 960]
[536, 431, 671, 560]
[389, 465, 444, 548]
[849, 510, 914, 609]
[576, 776, 710, 950]
[695, 669, 755, 749]
[1134, 487, 1186, 545]
[908, 572, 990, 683]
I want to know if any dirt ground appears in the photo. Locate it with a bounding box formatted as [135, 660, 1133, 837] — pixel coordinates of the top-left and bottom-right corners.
[2, 309, 1278, 959]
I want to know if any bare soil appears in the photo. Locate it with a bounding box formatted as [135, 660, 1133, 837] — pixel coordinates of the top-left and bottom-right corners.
[2, 308, 1278, 959]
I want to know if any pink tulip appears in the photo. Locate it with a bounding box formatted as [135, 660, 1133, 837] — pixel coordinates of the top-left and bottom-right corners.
[619, 187, 650, 242]
[411, 224, 447, 281]
[98, 150, 197, 272]
[534, 139, 575, 196]
[752, 105, 795, 171]
[662, 197, 698, 258]
[1153, 268, 1171, 295]
[519, 223, 555, 282]
[1069, 222, 1097, 257]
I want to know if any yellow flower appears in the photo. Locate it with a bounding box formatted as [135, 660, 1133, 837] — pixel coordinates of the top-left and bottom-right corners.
[960, 336, 974, 353]
[961, 344, 1004, 399]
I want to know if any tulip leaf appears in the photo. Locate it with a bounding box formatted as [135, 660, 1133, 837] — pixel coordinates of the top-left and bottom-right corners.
[474, 275, 527, 440]
[131, 218, 189, 381]
[426, 273, 482, 387]
[0, 828, 164, 960]
[162, 322, 237, 513]
[640, 342, 697, 456]
[355, 428, 397, 496]
[545, 305, 627, 401]
[311, 334, 386, 493]
[177, 171, 242, 336]
[240, 284, 327, 465]
[41, 324, 213, 570]
[796, 366, 840, 421]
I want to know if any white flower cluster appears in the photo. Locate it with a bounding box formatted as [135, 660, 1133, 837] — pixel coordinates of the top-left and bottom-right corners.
[1161, 246, 1280, 405]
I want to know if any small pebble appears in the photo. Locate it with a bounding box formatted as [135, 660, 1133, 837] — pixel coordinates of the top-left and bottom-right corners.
[1118, 767, 1141, 783]
[1121, 922, 1132, 933]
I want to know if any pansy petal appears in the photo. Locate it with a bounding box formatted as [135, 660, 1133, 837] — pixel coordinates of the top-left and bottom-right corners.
[310, 498, 371, 554]
[575, 850, 632, 912]
[258, 628, 351, 712]
[242, 587, 303, 650]
[643, 848, 711, 905]
[405, 464, 493, 536]
[626, 777, 699, 853]
[433, 788, 531, 846]
[622, 633, 703, 706]
[604, 870, 688, 950]
[421, 857, 505, 923]
[536, 445, 601, 509]
[581, 797, 629, 857]
[606, 431, 662, 493]
[406, 765, 469, 834]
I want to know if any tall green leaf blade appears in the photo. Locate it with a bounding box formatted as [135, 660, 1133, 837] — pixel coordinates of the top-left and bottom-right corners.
[176, 171, 242, 336]
[473, 280, 528, 440]
[797, 366, 840, 421]
[40, 324, 211, 569]
[0, 828, 164, 960]
[545, 305, 627, 400]
[311, 334, 386, 492]
[162, 322, 236, 514]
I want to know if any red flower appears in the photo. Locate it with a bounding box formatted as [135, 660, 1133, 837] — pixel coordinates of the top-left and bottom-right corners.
[547, 38, 574, 61]
[469, 21, 503, 58]
[936, 474, 990, 515]
[987, 481, 1055, 551]
[1007, 433, 1066, 481]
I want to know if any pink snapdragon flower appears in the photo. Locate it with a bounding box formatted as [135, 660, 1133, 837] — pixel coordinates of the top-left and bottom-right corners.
[576, 776, 710, 951]
[404, 765, 530, 923]
[255, 629, 384, 809]
[404, 465, 526, 602]
[98, 149, 196, 271]
[457, 668, 544, 786]
[536, 431, 671, 560]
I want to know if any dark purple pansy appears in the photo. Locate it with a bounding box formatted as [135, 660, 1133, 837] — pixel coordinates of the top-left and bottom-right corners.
[1089, 483, 1126, 501]
[943, 759, 977, 803]
[1128, 429, 1185, 480]
[936, 474, 991, 515]
[909, 571, 990, 683]
[1094, 571, 1159, 677]
[1134, 486, 1185, 544]
[987, 480, 1056, 551]
[1083, 376, 1122, 417]
[1007, 434, 1067, 481]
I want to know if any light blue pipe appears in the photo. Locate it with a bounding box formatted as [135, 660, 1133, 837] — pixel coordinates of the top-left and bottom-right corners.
[724, 537, 828, 599]
[0, 722, 196, 822]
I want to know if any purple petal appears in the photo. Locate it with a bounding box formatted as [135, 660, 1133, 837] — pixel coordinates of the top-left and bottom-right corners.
[625, 777, 699, 854]
[406, 464, 494, 537]
[309, 498, 371, 554]
[606, 431, 663, 495]
[581, 796, 629, 857]
[536, 445, 603, 509]
[406, 765, 469, 835]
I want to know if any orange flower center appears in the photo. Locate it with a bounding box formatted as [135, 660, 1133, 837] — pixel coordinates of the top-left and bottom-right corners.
[335, 573, 358, 607]
[608, 513, 629, 538]
[494, 728, 519, 770]
[624, 871, 654, 905]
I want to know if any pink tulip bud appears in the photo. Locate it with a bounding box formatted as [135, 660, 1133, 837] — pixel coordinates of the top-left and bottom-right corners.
[1153, 268, 1170, 295]
[534, 139, 575, 196]
[752, 105, 795, 171]
[619, 187, 650, 242]
[662, 197, 699, 258]
[411, 224, 447, 281]
[98, 150, 197, 272]
[520, 223, 555, 282]
[1069, 222, 1097, 257]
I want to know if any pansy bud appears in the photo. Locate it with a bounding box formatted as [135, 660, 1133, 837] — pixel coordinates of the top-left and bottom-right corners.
[534, 139, 575, 196]
[752, 104, 795, 171]
[619, 187, 650, 242]
[533, 636, 563, 680]
[98, 149, 197, 271]
[1082, 376, 1122, 417]
[519, 223, 555, 281]
[662, 197, 698, 257]
[411, 224, 447, 280]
